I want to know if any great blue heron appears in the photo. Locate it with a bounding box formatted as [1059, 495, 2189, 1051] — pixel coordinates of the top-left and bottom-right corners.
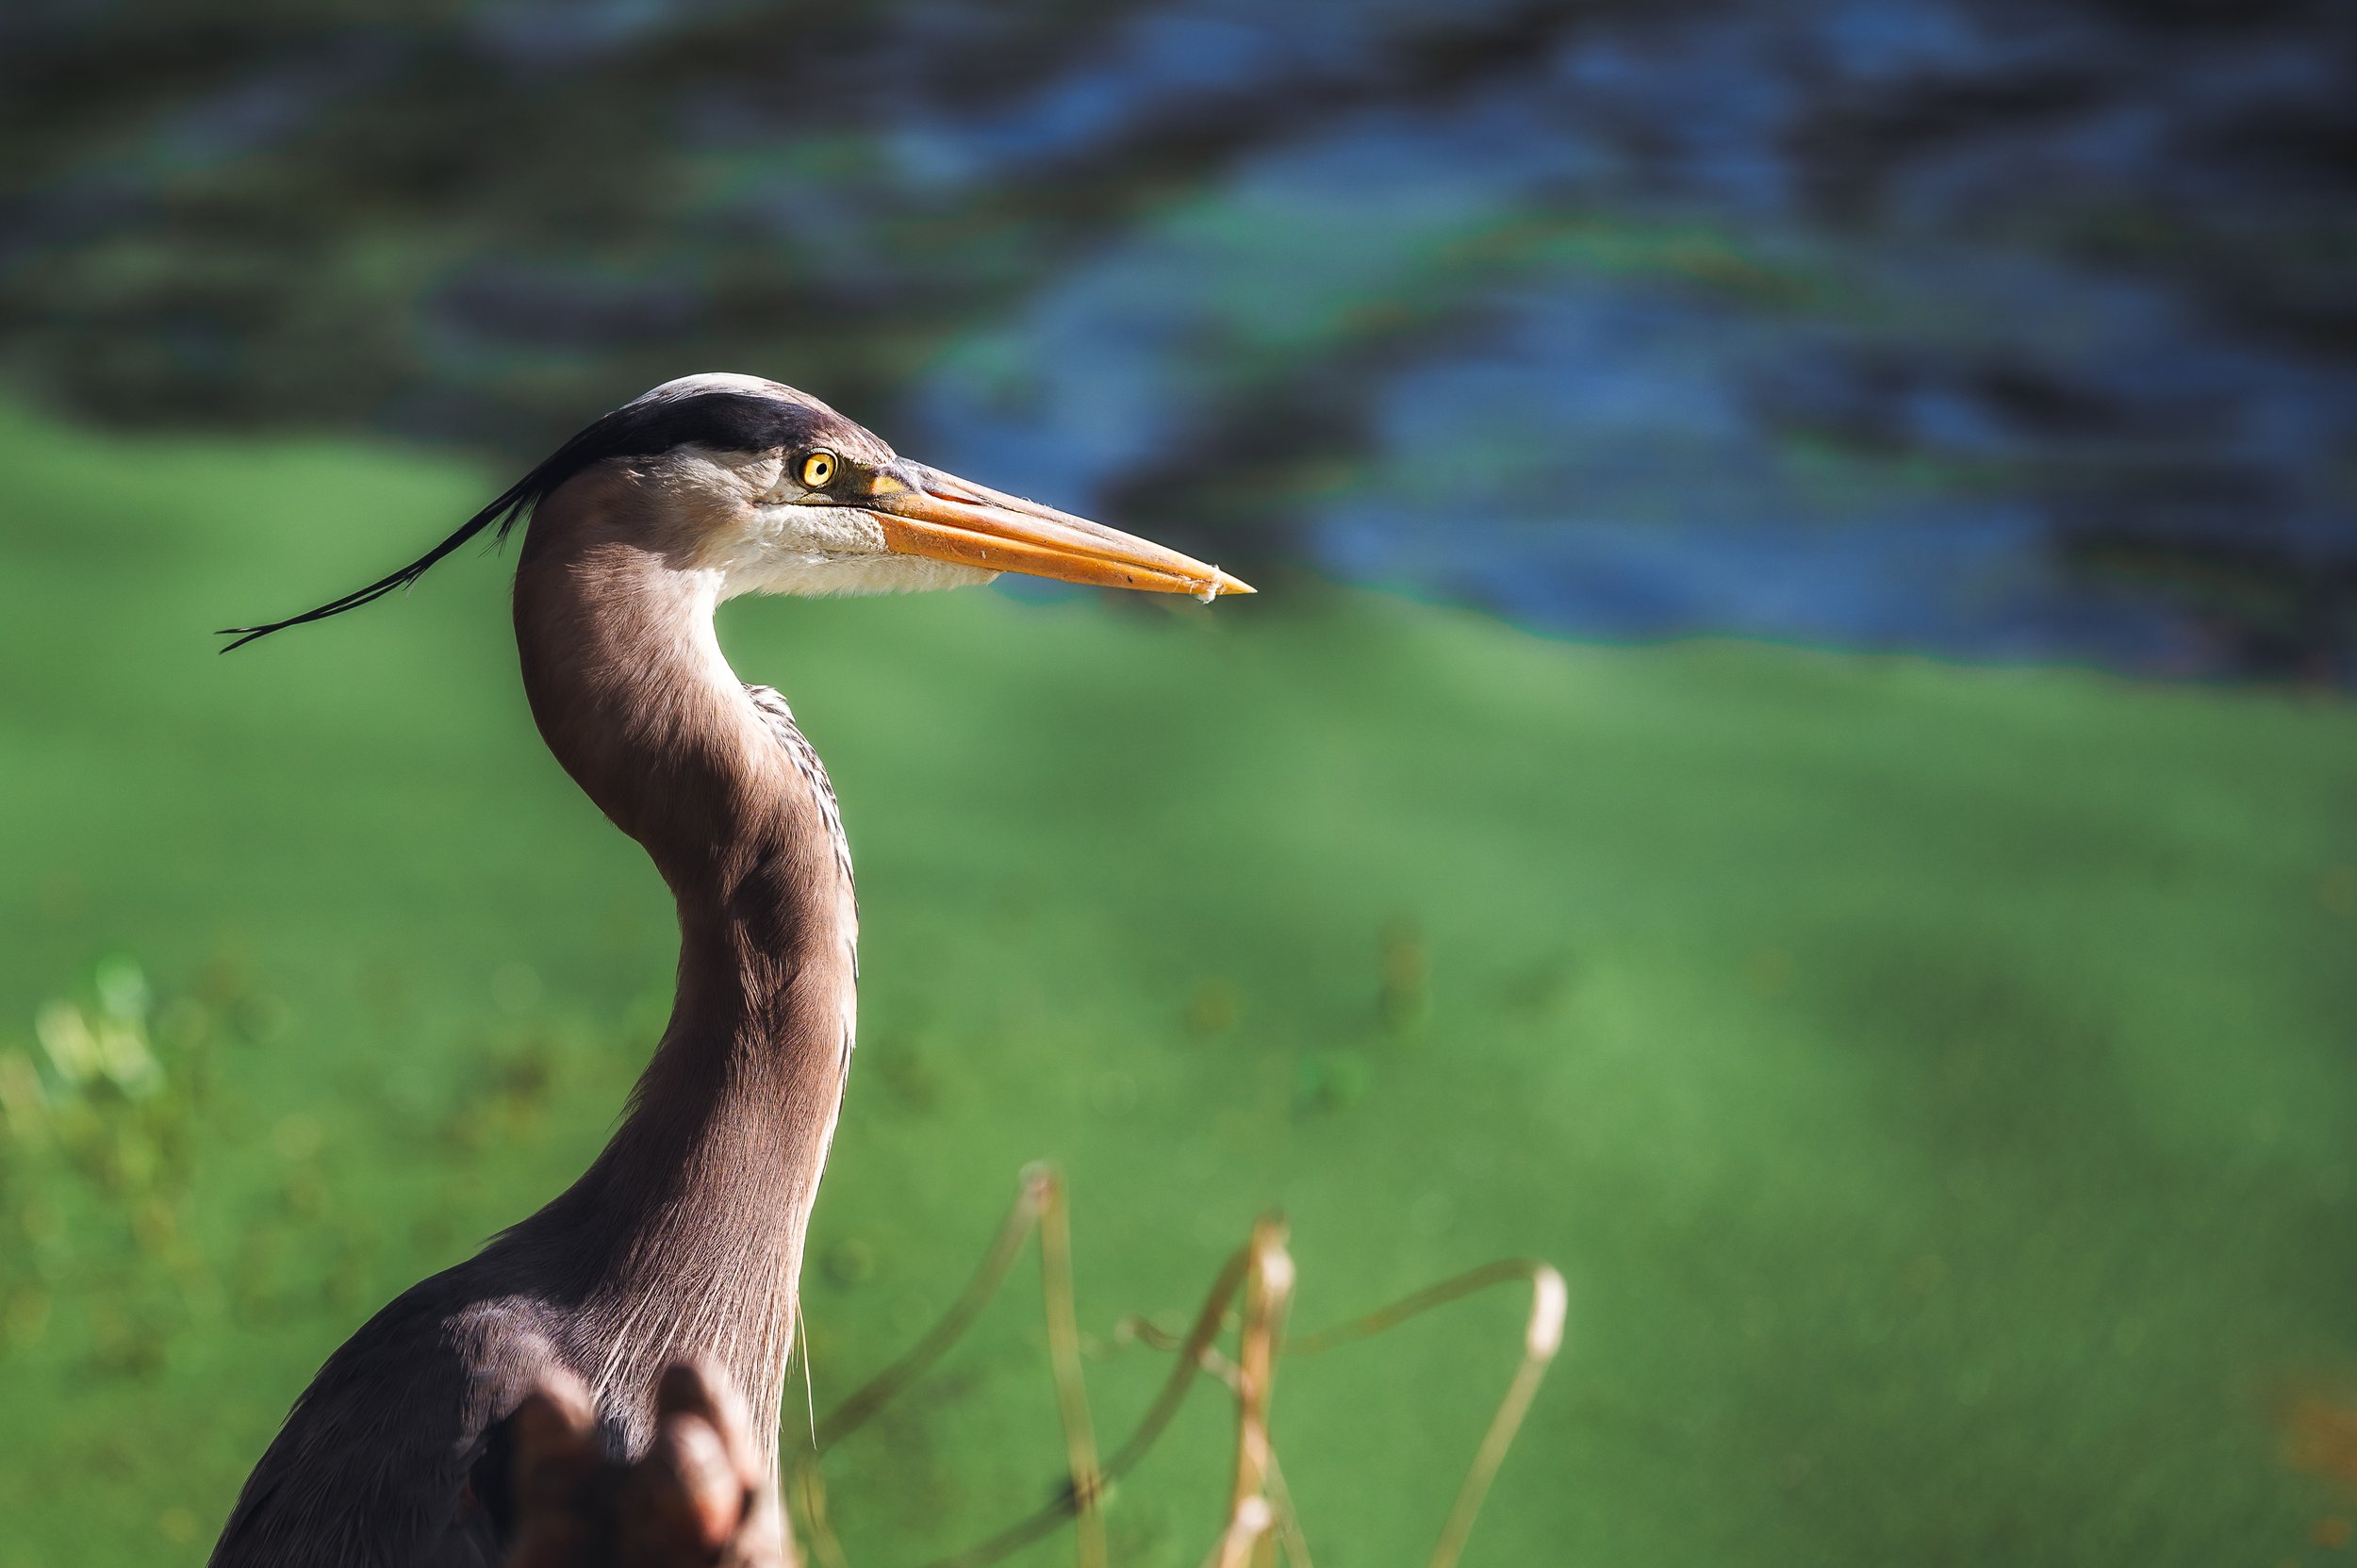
[207, 373, 1250, 1567]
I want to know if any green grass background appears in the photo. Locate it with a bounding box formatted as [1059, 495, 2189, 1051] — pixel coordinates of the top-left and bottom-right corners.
[1, 404, 2353, 1565]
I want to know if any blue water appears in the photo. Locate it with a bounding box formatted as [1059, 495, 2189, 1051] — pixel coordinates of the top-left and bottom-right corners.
[900, 0, 2357, 676]
[8, 0, 2352, 676]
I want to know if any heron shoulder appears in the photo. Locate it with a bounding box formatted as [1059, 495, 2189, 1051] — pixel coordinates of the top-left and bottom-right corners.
[208, 1273, 574, 1568]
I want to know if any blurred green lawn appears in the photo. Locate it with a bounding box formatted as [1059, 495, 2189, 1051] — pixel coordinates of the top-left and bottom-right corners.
[1, 404, 2354, 1566]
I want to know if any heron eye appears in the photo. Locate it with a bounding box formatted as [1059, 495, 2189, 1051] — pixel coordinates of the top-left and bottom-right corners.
[799, 452, 837, 489]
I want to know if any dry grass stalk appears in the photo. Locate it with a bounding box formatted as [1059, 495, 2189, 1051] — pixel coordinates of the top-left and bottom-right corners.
[773, 1166, 1563, 1568]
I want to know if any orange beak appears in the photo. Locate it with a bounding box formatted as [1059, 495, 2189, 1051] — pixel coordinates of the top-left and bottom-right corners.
[861, 463, 1254, 602]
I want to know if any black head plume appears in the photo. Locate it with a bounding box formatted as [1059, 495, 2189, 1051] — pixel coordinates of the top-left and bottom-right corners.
[218, 381, 844, 652]
[216, 470, 541, 652]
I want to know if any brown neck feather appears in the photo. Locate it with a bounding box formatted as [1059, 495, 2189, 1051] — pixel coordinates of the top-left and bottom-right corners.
[505, 470, 856, 1458]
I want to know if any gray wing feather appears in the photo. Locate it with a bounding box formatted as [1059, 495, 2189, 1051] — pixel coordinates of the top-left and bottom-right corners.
[210, 1279, 561, 1568]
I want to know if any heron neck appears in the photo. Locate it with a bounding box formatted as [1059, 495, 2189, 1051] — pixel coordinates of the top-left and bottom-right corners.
[508, 516, 856, 1456]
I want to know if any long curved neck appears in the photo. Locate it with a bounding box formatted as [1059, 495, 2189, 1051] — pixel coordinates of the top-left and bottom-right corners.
[506, 487, 856, 1459]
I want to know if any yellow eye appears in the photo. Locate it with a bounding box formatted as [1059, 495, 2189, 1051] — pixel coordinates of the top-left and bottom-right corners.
[799, 451, 837, 489]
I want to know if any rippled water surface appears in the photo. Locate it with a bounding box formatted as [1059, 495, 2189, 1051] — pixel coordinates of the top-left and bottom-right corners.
[5, 0, 2351, 674]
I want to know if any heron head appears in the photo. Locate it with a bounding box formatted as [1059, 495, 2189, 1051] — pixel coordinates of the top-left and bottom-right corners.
[221, 371, 1250, 650]
[618, 373, 1253, 602]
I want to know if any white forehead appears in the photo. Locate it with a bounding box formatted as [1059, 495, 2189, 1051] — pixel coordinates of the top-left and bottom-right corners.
[638, 371, 793, 404]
